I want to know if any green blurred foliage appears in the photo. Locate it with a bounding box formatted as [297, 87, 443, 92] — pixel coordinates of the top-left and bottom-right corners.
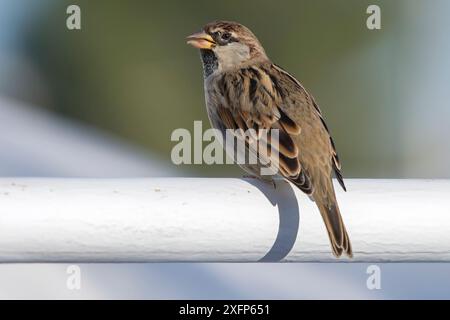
[24, 0, 401, 177]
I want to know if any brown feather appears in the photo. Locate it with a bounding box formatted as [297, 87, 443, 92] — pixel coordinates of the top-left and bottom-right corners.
[278, 153, 301, 177]
[216, 106, 237, 130]
[317, 202, 352, 258]
[279, 109, 301, 135]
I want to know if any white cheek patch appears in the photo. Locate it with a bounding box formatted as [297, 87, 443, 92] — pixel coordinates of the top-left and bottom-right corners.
[214, 43, 251, 70]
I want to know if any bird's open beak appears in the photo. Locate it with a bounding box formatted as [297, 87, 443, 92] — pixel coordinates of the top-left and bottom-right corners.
[186, 32, 216, 49]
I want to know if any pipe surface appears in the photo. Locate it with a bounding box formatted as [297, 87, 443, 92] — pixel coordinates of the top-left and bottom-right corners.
[0, 178, 449, 262]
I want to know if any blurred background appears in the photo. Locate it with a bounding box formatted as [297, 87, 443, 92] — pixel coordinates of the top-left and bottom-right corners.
[0, 0, 449, 299]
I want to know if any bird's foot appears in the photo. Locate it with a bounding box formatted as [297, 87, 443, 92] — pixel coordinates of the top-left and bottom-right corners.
[242, 175, 276, 189]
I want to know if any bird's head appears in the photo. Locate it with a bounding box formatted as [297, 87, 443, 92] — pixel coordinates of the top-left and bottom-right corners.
[187, 21, 267, 75]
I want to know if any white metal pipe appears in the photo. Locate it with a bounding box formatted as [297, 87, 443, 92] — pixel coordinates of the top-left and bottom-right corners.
[0, 178, 449, 262]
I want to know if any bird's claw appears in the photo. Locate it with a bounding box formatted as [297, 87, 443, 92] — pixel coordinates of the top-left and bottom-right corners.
[242, 175, 276, 189]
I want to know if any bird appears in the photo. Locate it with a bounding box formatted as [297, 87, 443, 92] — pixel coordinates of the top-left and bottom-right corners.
[187, 20, 352, 258]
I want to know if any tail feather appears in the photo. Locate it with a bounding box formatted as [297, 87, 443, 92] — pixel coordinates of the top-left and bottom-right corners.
[288, 169, 352, 258]
[317, 202, 352, 258]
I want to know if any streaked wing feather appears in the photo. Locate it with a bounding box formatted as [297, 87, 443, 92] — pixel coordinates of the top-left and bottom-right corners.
[273, 64, 346, 192]
[213, 64, 321, 195]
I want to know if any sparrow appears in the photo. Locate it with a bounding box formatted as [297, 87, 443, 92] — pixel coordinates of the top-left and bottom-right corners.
[187, 21, 352, 258]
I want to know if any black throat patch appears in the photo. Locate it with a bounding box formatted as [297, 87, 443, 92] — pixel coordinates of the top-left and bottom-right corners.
[200, 49, 218, 78]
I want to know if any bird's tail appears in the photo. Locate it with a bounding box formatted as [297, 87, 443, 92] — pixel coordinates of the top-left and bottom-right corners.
[316, 199, 352, 258]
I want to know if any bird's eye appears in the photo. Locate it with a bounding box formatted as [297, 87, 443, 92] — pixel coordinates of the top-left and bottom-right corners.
[221, 32, 232, 41]
[213, 31, 221, 38]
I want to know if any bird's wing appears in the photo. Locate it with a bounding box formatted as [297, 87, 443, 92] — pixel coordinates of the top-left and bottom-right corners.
[211, 64, 313, 194]
[211, 62, 345, 192]
[270, 64, 346, 191]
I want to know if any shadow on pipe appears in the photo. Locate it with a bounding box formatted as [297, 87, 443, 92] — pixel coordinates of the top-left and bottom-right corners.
[243, 178, 300, 262]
